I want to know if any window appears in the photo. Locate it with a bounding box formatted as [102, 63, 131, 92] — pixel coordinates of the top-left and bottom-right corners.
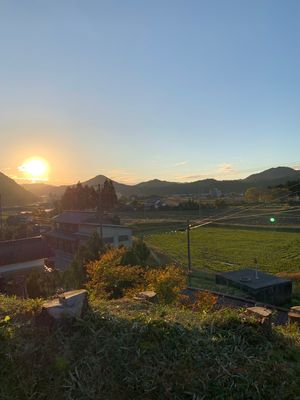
[103, 237, 114, 244]
[119, 235, 129, 242]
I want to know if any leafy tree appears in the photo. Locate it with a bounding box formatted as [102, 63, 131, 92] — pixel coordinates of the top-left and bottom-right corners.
[26, 269, 42, 298]
[244, 187, 260, 202]
[178, 199, 199, 210]
[132, 238, 150, 266]
[60, 180, 118, 211]
[63, 232, 104, 290]
[101, 179, 118, 211]
[214, 199, 227, 208]
[26, 268, 62, 298]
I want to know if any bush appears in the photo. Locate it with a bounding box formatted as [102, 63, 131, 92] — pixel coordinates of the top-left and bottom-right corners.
[146, 266, 186, 304]
[178, 291, 217, 313]
[63, 232, 104, 290]
[87, 248, 187, 303]
[86, 248, 142, 298]
[26, 268, 62, 298]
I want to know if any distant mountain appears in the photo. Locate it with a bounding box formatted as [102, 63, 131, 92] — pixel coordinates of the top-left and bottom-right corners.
[81, 175, 129, 194]
[0, 172, 37, 206]
[245, 167, 300, 184]
[23, 166, 300, 199]
[22, 183, 67, 198]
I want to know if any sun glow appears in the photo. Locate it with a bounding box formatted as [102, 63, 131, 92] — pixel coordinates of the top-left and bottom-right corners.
[19, 157, 49, 181]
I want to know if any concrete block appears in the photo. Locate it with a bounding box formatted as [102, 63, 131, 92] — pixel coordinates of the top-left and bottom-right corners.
[41, 289, 88, 321]
[134, 291, 158, 303]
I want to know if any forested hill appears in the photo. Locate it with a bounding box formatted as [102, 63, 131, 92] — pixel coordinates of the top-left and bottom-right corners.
[23, 166, 300, 198]
[0, 172, 37, 206]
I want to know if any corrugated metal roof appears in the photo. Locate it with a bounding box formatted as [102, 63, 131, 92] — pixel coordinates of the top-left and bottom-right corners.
[0, 236, 54, 266]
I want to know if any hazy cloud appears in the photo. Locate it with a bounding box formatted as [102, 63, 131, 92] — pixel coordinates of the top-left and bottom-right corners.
[218, 163, 234, 173]
[175, 160, 188, 167]
[176, 174, 210, 182]
[105, 168, 140, 185]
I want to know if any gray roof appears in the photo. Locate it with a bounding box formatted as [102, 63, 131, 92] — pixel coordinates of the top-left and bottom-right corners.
[46, 230, 77, 241]
[53, 211, 98, 224]
[217, 268, 291, 290]
[0, 236, 53, 266]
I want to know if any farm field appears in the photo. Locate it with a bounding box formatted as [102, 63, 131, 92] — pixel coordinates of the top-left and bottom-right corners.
[145, 226, 300, 274]
[120, 205, 300, 236]
[145, 226, 300, 305]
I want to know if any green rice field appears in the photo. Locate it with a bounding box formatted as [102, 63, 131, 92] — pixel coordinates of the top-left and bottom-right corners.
[146, 226, 300, 305]
[145, 226, 300, 274]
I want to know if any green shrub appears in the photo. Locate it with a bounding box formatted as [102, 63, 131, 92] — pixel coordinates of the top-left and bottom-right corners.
[146, 266, 186, 304]
[87, 248, 186, 303]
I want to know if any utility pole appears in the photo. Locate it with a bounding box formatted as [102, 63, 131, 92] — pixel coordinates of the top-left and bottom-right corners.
[97, 184, 103, 241]
[198, 183, 201, 217]
[187, 219, 192, 273]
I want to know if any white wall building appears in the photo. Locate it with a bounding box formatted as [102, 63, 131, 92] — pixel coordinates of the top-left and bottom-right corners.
[46, 211, 133, 269]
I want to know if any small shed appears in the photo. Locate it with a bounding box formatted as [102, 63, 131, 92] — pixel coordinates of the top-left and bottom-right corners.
[216, 268, 292, 305]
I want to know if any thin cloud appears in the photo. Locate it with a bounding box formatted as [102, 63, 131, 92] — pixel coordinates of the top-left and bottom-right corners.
[176, 174, 210, 182]
[106, 169, 140, 185]
[218, 163, 235, 174]
[175, 160, 189, 167]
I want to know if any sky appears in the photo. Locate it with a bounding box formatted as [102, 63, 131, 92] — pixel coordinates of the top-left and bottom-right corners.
[0, 0, 300, 185]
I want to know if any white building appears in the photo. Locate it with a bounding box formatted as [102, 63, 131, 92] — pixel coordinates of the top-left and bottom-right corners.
[46, 211, 132, 269]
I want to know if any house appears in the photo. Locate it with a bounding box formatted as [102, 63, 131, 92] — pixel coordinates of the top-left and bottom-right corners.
[143, 197, 162, 210]
[0, 236, 54, 296]
[46, 210, 132, 269]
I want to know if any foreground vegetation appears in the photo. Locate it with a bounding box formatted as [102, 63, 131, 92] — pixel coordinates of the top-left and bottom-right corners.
[1, 295, 300, 400]
[1, 229, 300, 399]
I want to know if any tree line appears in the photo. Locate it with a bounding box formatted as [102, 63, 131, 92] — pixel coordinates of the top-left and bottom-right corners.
[59, 179, 118, 211]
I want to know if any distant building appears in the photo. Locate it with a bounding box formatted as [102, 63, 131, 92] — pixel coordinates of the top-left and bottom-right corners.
[210, 188, 222, 198]
[144, 197, 162, 210]
[46, 210, 132, 269]
[0, 236, 53, 296]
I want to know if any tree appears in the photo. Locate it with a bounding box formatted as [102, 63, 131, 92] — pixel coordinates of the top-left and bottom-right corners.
[26, 268, 62, 298]
[132, 239, 150, 266]
[63, 232, 104, 290]
[60, 180, 118, 211]
[244, 187, 260, 202]
[101, 179, 118, 211]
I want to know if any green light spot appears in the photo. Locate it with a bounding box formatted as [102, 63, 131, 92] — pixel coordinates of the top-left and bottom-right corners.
[270, 217, 276, 223]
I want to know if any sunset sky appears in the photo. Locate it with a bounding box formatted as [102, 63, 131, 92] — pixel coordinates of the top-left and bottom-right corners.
[0, 1, 300, 185]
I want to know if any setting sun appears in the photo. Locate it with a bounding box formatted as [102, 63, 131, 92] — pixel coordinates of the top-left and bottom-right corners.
[19, 157, 49, 181]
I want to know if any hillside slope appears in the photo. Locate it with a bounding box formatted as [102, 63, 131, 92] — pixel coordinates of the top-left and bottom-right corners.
[0, 172, 37, 206]
[1, 296, 299, 399]
[245, 166, 300, 184]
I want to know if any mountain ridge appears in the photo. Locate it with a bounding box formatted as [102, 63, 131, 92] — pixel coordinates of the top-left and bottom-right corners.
[21, 166, 300, 199]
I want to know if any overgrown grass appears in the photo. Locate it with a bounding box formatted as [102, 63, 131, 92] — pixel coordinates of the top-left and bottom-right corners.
[1, 295, 300, 399]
